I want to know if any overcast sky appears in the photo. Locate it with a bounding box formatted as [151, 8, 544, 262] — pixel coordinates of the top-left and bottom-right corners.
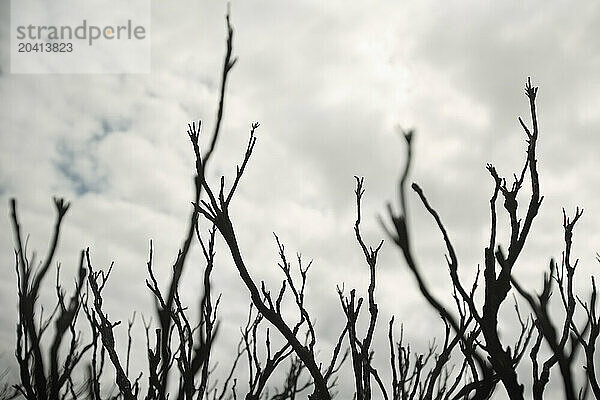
[1, 1, 600, 398]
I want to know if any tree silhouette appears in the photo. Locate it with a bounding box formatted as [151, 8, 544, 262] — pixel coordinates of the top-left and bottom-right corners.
[4, 9, 600, 400]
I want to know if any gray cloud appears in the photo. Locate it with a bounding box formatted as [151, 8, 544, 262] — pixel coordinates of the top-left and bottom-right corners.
[1, 1, 599, 398]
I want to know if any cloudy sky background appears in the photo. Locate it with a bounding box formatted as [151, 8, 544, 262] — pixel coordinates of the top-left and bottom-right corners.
[1, 1, 600, 398]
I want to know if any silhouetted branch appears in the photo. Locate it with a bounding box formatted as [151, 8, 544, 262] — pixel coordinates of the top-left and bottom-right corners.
[384, 78, 550, 400]
[571, 255, 600, 398]
[381, 130, 495, 399]
[156, 9, 237, 396]
[85, 250, 135, 400]
[338, 177, 385, 400]
[512, 208, 583, 399]
[9, 198, 97, 400]
[191, 117, 332, 399]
